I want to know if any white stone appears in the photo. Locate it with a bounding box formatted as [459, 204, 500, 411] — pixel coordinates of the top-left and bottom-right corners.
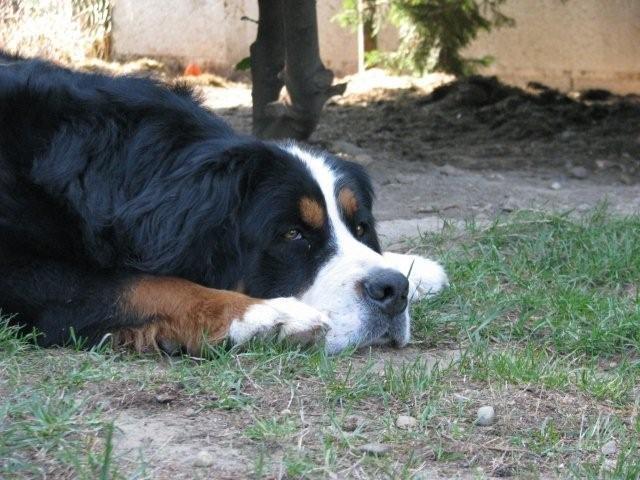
[395, 415, 418, 430]
[476, 406, 496, 426]
[602, 458, 617, 472]
[569, 166, 589, 179]
[359, 443, 390, 455]
[332, 140, 367, 157]
[601, 440, 618, 456]
[194, 450, 214, 467]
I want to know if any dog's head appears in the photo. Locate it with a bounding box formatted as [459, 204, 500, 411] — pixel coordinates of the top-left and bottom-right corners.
[221, 141, 414, 354]
[143, 138, 424, 353]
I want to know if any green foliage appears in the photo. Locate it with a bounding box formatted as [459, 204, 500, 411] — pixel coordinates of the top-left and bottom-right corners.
[338, 0, 514, 75]
[235, 56, 252, 71]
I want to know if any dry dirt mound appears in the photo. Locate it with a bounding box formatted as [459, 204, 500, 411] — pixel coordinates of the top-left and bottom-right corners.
[423, 75, 640, 150]
[318, 76, 640, 180]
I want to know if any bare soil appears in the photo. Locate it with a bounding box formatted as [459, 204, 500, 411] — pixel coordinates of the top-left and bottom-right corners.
[104, 348, 613, 479]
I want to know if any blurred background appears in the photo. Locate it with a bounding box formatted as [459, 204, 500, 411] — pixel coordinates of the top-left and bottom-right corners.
[2, 0, 639, 93]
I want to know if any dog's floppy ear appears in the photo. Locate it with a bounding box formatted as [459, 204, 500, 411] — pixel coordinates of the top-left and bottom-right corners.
[115, 141, 273, 280]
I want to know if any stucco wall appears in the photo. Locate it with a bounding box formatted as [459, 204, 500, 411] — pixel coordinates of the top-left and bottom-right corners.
[111, 0, 355, 76]
[463, 0, 640, 93]
[111, 0, 640, 93]
[111, 0, 258, 73]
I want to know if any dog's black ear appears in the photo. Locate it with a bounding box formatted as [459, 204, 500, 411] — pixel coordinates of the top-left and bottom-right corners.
[114, 141, 274, 281]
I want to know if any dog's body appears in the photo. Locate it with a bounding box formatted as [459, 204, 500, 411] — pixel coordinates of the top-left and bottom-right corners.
[0, 53, 447, 354]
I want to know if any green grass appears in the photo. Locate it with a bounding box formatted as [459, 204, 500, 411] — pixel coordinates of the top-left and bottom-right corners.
[1, 207, 639, 478]
[415, 207, 640, 355]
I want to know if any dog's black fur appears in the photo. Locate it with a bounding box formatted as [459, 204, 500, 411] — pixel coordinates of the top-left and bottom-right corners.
[0, 52, 379, 347]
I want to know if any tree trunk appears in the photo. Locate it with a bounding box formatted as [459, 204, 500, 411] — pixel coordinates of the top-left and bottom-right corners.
[250, 0, 285, 138]
[250, 0, 346, 140]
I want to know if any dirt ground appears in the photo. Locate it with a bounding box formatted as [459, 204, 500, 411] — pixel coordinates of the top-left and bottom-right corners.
[203, 71, 640, 247]
[108, 348, 468, 480]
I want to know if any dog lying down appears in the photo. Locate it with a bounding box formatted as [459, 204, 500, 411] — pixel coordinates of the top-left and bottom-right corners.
[0, 52, 448, 355]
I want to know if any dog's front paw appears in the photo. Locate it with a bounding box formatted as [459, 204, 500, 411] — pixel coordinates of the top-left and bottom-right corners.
[229, 297, 330, 346]
[383, 252, 449, 302]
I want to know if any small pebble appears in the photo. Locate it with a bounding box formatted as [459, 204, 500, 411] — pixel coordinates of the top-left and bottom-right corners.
[342, 415, 365, 432]
[280, 408, 291, 416]
[395, 415, 417, 430]
[602, 458, 617, 472]
[194, 450, 214, 467]
[596, 159, 613, 170]
[501, 196, 519, 213]
[601, 440, 618, 456]
[476, 406, 496, 426]
[439, 164, 462, 176]
[550, 181, 562, 190]
[331, 140, 365, 157]
[559, 130, 576, 140]
[568, 166, 589, 179]
[358, 443, 390, 455]
[154, 393, 176, 404]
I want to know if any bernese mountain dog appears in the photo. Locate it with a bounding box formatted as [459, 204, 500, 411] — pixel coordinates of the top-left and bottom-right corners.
[0, 52, 448, 355]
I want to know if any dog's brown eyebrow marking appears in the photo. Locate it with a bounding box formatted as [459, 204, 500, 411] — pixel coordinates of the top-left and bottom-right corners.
[338, 187, 358, 218]
[299, 197, 325, 229]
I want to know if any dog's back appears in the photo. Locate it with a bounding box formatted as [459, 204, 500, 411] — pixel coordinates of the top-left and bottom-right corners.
[0, 53, 239, 265]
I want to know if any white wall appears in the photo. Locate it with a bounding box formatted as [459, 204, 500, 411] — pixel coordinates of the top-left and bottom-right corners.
[463, 0, 640, 93]
[111, 0, 356, 76]
[112, 0, 258, 73]
[111, 0, 640, 93]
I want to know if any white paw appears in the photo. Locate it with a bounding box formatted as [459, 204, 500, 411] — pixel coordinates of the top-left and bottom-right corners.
[383, 252, 449, 302]
[229, 297, 330, 346]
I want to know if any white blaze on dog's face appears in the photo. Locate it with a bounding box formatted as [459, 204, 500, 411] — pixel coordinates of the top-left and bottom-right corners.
[281, 144, 447, 354]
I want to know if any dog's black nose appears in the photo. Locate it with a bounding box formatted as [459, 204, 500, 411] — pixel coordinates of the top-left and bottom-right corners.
[363, 268, 409, 316]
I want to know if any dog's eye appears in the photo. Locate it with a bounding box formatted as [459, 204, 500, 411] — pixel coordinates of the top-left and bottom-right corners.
[356, 223, 366, 237]
[283, 228, 303, 241]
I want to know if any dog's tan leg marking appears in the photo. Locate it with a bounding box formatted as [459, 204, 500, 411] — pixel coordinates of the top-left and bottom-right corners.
[117, 276, 329, 354]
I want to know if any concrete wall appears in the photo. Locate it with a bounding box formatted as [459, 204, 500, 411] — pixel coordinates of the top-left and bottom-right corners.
[463, 0, 640, 93]
[111, 0, 640, 93]
[111, 0, 355, 76]
[111, 0, 258, 73]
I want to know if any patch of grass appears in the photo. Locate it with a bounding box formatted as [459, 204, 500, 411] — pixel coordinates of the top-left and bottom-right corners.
[244, 415, 298, 442]
[458, 345, 639, 404]
[2, 208, 640, 478]
[0, 384, 119, 479]
[572, 443, 640, 479]
[414, 207, 640, 356]
[0, 315, 36, 356]
[406, 208, 640, 475]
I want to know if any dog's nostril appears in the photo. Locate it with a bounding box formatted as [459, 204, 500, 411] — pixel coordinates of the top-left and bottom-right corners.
[362, 268, 410, 316]
[364, 283, 394, 302]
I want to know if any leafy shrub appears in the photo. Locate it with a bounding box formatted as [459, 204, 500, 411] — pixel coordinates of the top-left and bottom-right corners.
[337, 0, 514, 76]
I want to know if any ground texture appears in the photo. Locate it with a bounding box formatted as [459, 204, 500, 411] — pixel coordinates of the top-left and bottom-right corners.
[1, 72, 639, 479]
